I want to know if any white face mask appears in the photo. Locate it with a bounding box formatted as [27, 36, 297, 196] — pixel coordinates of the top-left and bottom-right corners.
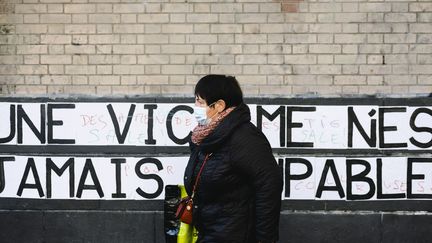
[193, 101, 217, 125]
[193, 106, 207, 125]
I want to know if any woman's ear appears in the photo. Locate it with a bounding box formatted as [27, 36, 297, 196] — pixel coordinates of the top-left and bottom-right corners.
[216, 99, 226, 113]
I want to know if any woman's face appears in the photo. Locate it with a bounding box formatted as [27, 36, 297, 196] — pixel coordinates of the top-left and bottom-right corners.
[195, 95, 218, 119]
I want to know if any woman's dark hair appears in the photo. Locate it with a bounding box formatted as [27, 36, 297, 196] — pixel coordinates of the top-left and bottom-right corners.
[194, 75, 243, 109]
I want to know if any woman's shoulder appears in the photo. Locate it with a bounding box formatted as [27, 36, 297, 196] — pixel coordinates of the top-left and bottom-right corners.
[227, 121, 274, 162]
[230, 121, 267, 145]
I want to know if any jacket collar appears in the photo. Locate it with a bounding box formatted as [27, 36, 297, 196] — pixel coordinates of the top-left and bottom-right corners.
[196, 103, 251, 153]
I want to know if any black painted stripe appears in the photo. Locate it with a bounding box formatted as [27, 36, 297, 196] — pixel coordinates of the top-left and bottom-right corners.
[0, 145, 431, 157]
[0, 96, 431, 106]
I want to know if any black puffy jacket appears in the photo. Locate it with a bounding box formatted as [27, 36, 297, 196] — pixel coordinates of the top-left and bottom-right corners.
[184, 103, 283, 243]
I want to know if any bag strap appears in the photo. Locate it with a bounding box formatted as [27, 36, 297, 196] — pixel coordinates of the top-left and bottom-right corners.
[191, 153, 212, 199]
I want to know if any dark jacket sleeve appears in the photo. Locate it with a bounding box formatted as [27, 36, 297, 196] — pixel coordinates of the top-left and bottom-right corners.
[230, 123, 283, 243]
[184, 142, 199, 196]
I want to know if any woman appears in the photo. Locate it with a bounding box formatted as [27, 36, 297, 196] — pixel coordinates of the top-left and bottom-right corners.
[183, 75, 283, 243]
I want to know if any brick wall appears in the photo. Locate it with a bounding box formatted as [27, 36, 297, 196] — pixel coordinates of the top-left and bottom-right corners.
[0, 0, 431, 96]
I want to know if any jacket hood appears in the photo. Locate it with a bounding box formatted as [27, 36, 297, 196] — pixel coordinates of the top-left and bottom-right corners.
[197, 102, 251, 153]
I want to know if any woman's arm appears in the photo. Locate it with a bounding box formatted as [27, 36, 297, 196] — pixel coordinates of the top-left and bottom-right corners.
[231, 125, 283, 243]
